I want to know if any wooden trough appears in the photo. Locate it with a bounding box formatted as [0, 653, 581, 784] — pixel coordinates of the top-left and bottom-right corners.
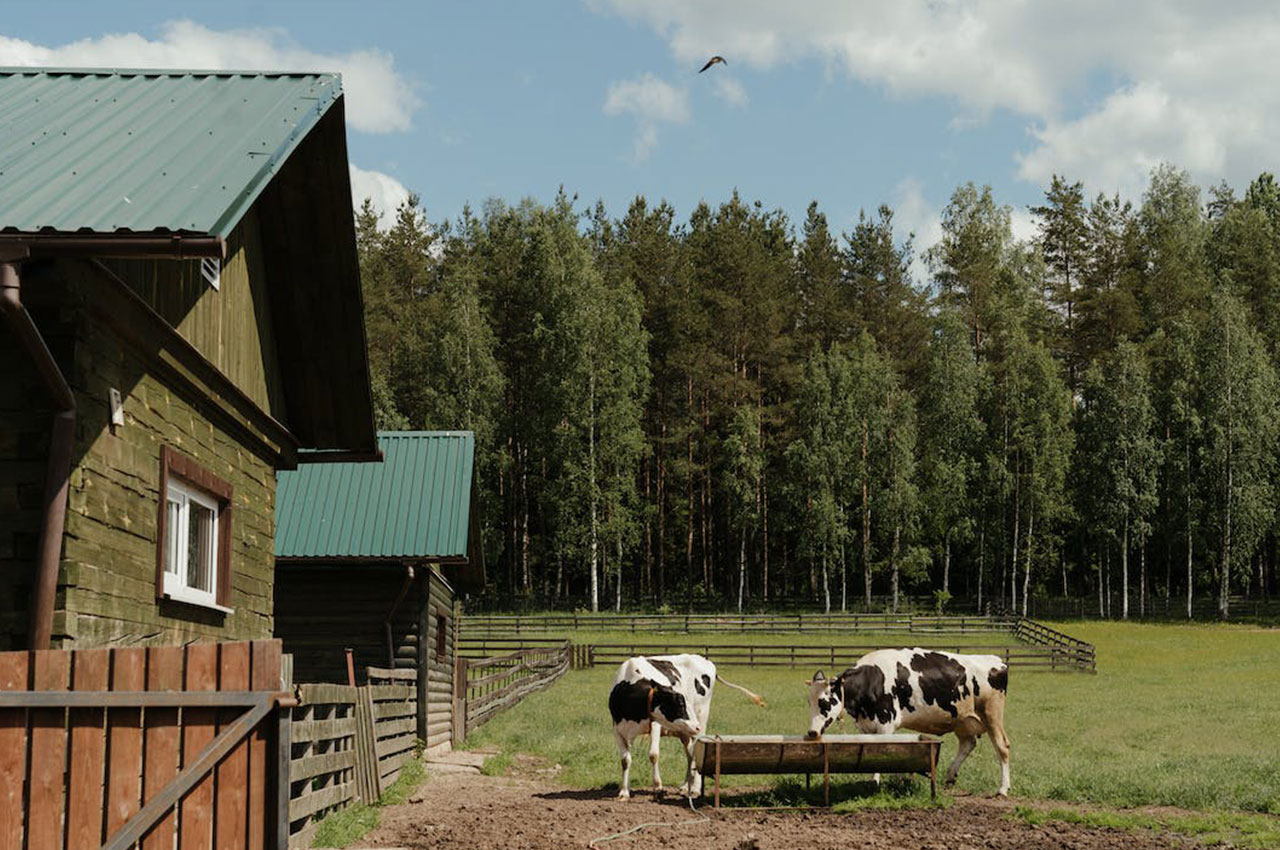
[691, 734, 942, 808]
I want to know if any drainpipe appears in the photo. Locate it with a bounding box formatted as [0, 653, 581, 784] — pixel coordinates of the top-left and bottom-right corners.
[385, 564, 416, 668]
[0, 256, 76, 649]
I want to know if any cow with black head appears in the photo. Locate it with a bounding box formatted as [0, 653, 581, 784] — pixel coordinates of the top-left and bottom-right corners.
[609, 653, 764, 799]
[806, 648, 1011, 796]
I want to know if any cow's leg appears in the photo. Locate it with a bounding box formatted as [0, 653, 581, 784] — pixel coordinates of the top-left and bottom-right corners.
[616, 728, 634, 800]
[945, 733, 978, 788]
[677, 734, 700, 797]
[979, 694, 1011, 797]
[649, 725, 663, 790]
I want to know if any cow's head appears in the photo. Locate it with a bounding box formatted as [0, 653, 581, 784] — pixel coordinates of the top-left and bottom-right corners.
[648, 684, 701, 736]
[806, 670, 843, 740]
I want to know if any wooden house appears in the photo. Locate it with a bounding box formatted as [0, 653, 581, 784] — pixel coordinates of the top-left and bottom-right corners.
[0, 68, 377, 650]
[274, 430, 484, 754]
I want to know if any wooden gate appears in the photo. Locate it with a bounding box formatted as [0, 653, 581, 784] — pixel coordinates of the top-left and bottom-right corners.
[0, 640, 292, 850]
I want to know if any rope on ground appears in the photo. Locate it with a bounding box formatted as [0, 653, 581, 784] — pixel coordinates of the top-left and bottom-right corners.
[588, 794, 712, 849]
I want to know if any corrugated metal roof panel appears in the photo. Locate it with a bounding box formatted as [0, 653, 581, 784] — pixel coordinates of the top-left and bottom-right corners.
[275, 431, 477, 560]
[0, 67, 341, 237]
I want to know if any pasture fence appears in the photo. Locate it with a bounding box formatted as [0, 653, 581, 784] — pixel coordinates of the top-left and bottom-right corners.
[452, 642, 572, 742]
[457, 614, 1097, 673]
[461, 612, 1009, 637]
[284, 666, 419, 849]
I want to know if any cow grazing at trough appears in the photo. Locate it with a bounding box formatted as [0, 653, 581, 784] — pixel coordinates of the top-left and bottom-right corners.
[609, 653, 765, 799]
[806, 648, 1011, 796]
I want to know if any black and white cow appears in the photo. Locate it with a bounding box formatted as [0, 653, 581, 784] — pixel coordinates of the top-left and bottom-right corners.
[806, 648, 1011, 796]
[609, 654, 764, 799]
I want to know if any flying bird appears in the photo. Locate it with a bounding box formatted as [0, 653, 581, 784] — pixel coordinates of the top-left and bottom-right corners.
[698, 56, 726, 73]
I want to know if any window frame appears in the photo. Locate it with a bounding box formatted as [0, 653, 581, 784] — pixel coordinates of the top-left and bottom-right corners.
[155, 446, 234, 613]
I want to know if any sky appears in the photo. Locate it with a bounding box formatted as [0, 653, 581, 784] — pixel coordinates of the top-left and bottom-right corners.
[4, 1, 1280, 264]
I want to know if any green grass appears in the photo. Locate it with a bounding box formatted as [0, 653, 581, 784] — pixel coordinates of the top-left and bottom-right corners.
[465, 622, 1280, 814]
[311, 758, 427, 848]
[1013, 806, 1280, 848]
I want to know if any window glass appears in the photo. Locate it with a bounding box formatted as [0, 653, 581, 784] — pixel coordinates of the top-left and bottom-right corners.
[188, 500, 215, 593]
[165, 496, 183, 576]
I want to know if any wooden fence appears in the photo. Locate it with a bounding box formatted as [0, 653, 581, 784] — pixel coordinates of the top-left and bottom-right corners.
[284, 667, 418, 849]
[452, 642, 571, 741]
[0, 640, 290, 850]
[458, 616, 1097, 673]
[461, 612, 1012, 636]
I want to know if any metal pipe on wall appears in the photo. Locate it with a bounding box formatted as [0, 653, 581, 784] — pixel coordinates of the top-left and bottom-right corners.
[0, 258, 77, 649]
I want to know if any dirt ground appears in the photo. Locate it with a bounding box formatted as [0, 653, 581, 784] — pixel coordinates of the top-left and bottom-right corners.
[364, 767, 1199, 850]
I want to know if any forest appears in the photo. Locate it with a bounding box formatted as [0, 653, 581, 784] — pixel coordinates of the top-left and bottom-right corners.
[356, 164, 1280, 617]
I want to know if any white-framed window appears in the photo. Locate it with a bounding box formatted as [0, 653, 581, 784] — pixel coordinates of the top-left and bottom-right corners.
[162, 478, 220, 607]
[156, 445, 233, 613]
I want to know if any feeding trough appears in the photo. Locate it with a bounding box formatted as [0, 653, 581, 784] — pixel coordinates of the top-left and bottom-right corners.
[691, 733, 942, 807]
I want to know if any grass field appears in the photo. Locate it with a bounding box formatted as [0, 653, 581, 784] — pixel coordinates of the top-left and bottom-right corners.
[464, 621, 1280, 815]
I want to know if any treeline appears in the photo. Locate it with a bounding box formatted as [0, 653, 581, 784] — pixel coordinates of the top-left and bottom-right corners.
[356, 165, 1280, 617]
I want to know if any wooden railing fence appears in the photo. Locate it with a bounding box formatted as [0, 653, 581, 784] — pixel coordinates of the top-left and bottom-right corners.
[284, 667, 418, 849]
[452, 642, 571, 742]
[0, 640, 290, 850]
[461, 612, 1014, 636]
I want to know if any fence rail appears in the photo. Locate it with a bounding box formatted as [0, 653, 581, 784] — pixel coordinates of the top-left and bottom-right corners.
[453, 642, 572, 740]
[457, 615, 1097, 673]
[461, 613, 1013, 636]
[285, 666, 420, 848]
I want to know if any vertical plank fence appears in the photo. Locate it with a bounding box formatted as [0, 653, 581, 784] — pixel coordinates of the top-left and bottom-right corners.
[0, 640, 290, 850]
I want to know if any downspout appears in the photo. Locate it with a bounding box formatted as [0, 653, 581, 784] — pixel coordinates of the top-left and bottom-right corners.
[385, 564, 416, 668]
[0, 257, 76, 649]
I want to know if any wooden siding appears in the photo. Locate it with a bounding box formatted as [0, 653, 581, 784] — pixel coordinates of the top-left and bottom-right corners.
[274, 565, 419, 686]
[102, 208, 288, 423]
[420, 570, 455, 754]
[58, 298, 279, 646]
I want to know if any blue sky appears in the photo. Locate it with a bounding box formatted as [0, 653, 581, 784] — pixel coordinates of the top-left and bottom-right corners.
[5, 1, 1280, 260]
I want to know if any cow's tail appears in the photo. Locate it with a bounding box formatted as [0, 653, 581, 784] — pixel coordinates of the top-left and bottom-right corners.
[716, 674, 766, 707]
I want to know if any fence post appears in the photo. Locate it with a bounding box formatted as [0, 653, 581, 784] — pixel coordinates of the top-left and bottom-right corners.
[452, 657, 468, 746]
[275, 659, 292, 850]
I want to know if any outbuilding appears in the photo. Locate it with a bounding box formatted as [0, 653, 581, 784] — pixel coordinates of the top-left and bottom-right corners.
[274, 430, 484, 754]
[0, 68, 377, 650]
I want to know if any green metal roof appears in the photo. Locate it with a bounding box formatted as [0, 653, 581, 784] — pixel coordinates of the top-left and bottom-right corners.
[275, 431, 477, 561]
[0, 67, 342, 237]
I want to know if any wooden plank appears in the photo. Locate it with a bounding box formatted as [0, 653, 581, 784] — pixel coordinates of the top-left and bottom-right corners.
[142, 646, 184, 850]
[28, 650, 71, 850]
[289, 751, 355, 782]
[216, 642, 250, 850]
[247, 641, 280, 850]
[373, 717, 416, 738]
[296, 683, 356, 706]
[365, 666, 415, 681]
[374, 736, 415, 759]
[367, 684, 415, 700]
[67, 648, 111, 850]
[105, 648, 146, 839]
[180, 643, 219, 850]
[0, 651, 30, 850]
[288, 782, 355, 821]
[290, 717, 357, 743]
[372, 699, 416, 720]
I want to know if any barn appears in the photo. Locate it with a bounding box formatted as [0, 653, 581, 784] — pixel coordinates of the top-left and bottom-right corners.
[0, 68, 378, 650]
[274, 430, 484, 754]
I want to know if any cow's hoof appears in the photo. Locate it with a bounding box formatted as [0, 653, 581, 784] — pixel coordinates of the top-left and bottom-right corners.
[996, 790, 1010, 799]
[616, 791, 631, 801]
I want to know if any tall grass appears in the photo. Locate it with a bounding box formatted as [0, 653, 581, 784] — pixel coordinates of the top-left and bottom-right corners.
[465, 622, 1280, 813]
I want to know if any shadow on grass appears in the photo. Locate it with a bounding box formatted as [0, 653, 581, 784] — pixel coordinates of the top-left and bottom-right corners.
[563, 774, 950, 812]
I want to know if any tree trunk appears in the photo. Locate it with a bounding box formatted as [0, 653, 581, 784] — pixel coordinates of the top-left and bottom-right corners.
[1010, 475, 1020, 615]
[737, 525, 746, 613]
[891, 524, 902, 614]
[977, 528, 985, 613]
[1221, 319, 1233, 620]
[862, 418, 872, 609]
[822, 542, 831, 614]
[1021, 502, 1033, 618]
[840, 538, 847, 613]
[1121, 515, 1129, 620]
[588, 375, 599, 613]
[943, 530, 951, 596]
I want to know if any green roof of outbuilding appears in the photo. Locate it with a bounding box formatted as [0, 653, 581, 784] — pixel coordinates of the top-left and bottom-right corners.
[275, 431, 477, 561]
[0, 67, 341, 237]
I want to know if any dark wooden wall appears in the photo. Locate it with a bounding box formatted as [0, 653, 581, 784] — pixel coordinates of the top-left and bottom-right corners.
[274, 563, 419, 685]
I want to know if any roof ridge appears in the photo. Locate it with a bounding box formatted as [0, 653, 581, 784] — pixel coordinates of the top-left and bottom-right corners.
[0, 67, 340, 79]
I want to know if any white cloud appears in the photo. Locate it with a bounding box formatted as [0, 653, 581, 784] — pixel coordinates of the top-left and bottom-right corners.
[891, 177, 943, 285]
[349, 164, 411, 229]
[711, 74, 748, 107]
[0, 20, 420, 133]
[591, 0, 1280, 196]
[603, 73, 690, 161]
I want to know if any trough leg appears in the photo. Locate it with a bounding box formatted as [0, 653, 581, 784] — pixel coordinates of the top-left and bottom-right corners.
[714, 739, 722, 809]
[823, 742, 830, 807]
[929, 742, 938, 801]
